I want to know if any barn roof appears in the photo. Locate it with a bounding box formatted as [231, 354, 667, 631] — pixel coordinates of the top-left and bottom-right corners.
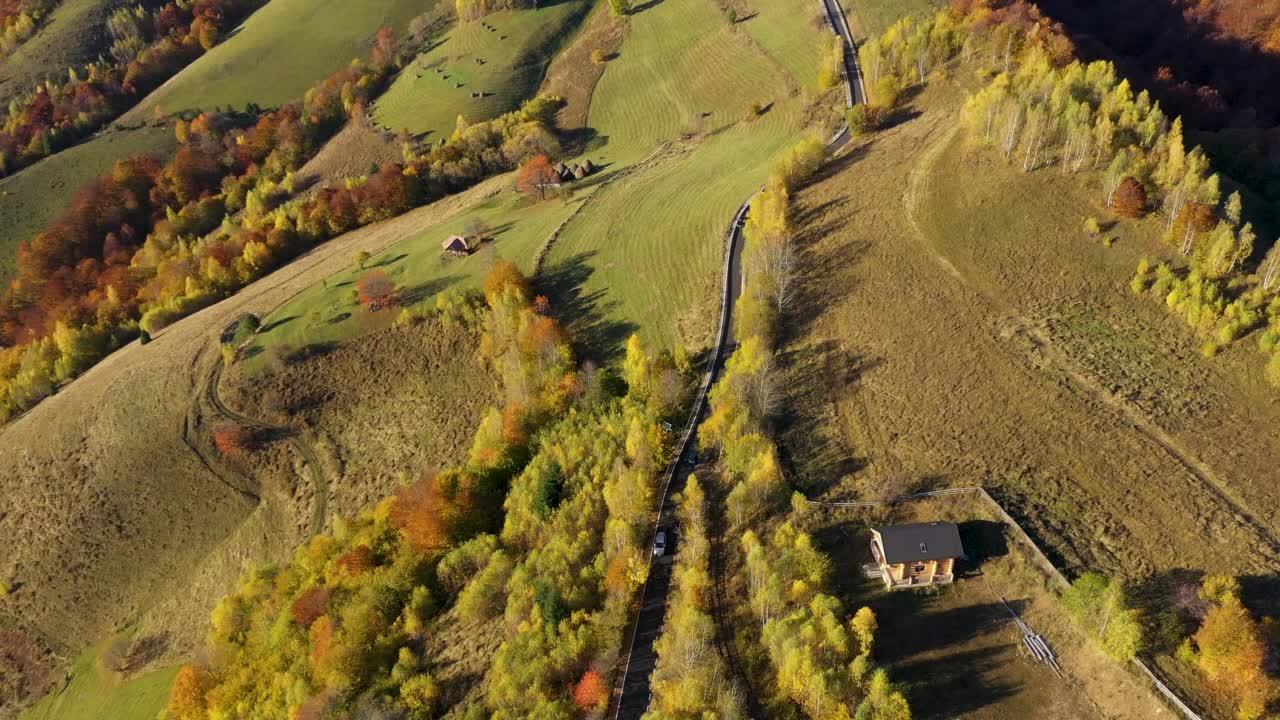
[442, 235, 469, 250]
[873, 522, 964, 564]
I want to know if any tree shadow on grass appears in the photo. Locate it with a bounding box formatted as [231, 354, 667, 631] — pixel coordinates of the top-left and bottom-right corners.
[373, 252, 409, 268]
[774, 339, 882, 497]
[260, 315, 298, 334]
[400, 274, 464, 306]
[538, 251, 638, 365]
[897, 643, 1021, 719]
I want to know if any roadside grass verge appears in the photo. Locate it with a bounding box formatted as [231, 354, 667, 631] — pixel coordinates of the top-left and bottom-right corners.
[844, 0, 944, 39]
[130, 0, 433, 118]
[0, 123, 178, 285]
[374, 2, 591, 140]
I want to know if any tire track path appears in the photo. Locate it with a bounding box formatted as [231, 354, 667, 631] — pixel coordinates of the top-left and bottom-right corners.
[206, 352, 329, 537]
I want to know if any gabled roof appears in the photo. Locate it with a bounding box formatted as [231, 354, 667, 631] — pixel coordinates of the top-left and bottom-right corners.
[873, 522, 964, 564]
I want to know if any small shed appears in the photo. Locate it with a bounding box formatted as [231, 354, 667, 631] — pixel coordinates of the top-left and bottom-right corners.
[581, 159, 596, 174]
[870, 522, 965, 590]
[552, 161, 567, 176]
[572, 164, 587, 180]
[442, 235, 471, 254]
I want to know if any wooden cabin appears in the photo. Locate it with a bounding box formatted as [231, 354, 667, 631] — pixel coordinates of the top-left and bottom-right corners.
[442, 235, 471, 255]
[870, 522, 964, 590]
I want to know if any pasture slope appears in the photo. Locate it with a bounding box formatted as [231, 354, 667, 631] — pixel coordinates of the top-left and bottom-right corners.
[780, 64, 1280, 719]
[0, 123, 178, 285]
[0, 0, 125, 105]
[251, 0, 832, 363]
[374, 1, 592, 140]
[2, 0, 833, 716]
[0, 177, 509, 719]
[124, 0, 433, 120]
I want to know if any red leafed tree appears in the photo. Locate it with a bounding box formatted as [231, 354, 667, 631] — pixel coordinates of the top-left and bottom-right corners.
[291, 586, 331, 627]
[212, 423, 252, 455]
[517, 154, 559, 202]
[1110, 176, 1148, 218]
[573, 670, 608, 711]
[357, 269, 398, 311]
[336, 545, 375, 576]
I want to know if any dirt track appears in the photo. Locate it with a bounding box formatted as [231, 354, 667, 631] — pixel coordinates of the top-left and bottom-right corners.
[780, 81, 1280, 586]
[0, 174, 507, 659]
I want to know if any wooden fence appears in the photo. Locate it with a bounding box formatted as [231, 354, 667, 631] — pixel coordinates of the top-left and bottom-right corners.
[808, 487, 1208, 720]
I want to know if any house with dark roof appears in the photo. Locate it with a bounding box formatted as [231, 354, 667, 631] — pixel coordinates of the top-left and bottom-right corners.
[870, 522, 965, 590]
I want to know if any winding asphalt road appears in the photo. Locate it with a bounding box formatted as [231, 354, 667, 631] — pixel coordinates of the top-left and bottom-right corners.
[610, 2, 863, 717]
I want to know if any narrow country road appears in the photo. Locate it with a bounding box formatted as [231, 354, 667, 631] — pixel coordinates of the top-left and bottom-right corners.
[610, 1, 863, 717]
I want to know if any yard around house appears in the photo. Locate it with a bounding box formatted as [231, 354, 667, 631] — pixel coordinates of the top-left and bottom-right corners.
[815, 494, 1174, 720]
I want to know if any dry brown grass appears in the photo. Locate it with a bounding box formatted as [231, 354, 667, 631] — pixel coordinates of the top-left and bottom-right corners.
[537, 1, 627, 133]
[294, 117, 405, 192]
[778, 77, 1280, 582]
[222, 317, 496, 517]
[0, 175, 508, 680]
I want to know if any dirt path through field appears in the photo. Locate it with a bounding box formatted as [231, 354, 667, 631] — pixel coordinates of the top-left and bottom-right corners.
[207, 358, 328, 536]
[0, 174, 507, 657]
[904, 121, 1280, 560]
[780, 86, 1280, 580]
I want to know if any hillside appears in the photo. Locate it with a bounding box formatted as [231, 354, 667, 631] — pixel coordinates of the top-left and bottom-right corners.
[5, 1, 1278, 719]
[0, 0, 124, 105]
[0, 123, 178, 285]
[126, 0, 434, 119]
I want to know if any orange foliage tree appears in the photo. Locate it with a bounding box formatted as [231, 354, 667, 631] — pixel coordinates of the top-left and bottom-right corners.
[212, 423, 252, 455]
[167, 663, 215, 720]
[1195, 593, 1272, 718]
[573, 670, 608, 711]
[336, 545, 375, 576]
[517, 154, 559, 202]
[390, 472, 478, 552]
[357, 269, 398, 311]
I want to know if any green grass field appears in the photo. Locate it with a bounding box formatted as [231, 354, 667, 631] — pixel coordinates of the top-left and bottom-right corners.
[243, 185, 581, 372]
[845, 0, 944, 39]
[737, 0, 828, 92]
[0, 0, 123, 105]
[0, 124, 178, 285]
[18, 645, 176, 720]
[251, 0, 829, 362]
[374, 3, 590, 139]
[132, 0, 435, 117]
[540, 0, 822, 350]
